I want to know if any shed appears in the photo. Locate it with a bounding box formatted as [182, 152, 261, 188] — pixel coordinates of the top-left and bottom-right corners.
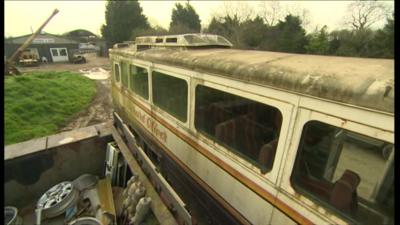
[4, 32, 79, 63]
[64, 29, 108, 57]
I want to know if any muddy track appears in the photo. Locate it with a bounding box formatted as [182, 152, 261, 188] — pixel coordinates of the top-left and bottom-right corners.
[60, 77, 113, 132]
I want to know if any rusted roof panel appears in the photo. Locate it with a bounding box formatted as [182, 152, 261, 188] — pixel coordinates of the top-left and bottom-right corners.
[110, 48, 394, 113]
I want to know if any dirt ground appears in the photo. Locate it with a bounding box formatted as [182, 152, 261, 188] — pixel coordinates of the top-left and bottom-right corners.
[18, 53, 111, 73]
[18, 53, 114, 132]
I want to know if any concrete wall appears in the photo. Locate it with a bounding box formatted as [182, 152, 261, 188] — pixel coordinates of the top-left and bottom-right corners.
[4, 123, 113, 208]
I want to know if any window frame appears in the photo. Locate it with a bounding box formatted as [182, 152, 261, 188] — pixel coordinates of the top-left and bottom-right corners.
[282, 108, 394, 224]
[113, 62, 121, 84]
[128, 63, 150, 102]
[192, 79, 293, 183]
[150, 68, 190, 127]
[120, 61, 129, 88]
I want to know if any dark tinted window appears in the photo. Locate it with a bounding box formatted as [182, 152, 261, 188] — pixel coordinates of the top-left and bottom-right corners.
[59, 49, 67, 56]
[129, 65, 148, 99]
[152, 71, 187, 122]
[166, 37, 177, 43]
[114, 64, 120, 82]
[51, 49, 58, 56]
[291, 121, 394, 224]
[195, 85, 282, 173]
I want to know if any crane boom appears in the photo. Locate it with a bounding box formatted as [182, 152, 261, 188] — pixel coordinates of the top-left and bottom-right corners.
[6, 9, 59, 75]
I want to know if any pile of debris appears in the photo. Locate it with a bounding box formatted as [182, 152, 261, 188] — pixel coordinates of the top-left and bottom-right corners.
[119, 175, 152, 225]
[34, 174, 116, 225]
[5, 173, 153, 225]
[79, 67, 110, 80]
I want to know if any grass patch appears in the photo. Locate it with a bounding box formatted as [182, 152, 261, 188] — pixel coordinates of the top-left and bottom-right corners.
[5, 71, 96, 145]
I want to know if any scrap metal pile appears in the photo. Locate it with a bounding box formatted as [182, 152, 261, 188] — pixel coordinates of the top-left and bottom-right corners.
[5, 174, 153, 225]
[34, 174, 116, 225]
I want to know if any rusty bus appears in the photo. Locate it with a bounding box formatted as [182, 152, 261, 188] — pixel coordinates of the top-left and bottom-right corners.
[109, 34, 394, 225]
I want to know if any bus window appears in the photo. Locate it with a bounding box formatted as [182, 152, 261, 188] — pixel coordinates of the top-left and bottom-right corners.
[114, 63, 120, 82]
[195, 85, 282, 173]
[129, 65, 149, 99]
[152, 71, 188, 122]
[121, 62, 129, 88]
[291, 120, 394, 225]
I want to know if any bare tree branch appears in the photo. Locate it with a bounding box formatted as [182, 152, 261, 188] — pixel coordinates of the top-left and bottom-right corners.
[343, 1, 391, 31]
[220, 2, 255, 23]
[257, 1, 284, 26]
[283, 3, 311, 30]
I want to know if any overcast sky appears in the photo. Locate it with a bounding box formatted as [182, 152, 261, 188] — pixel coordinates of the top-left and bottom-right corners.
[4, 1, 394, 38]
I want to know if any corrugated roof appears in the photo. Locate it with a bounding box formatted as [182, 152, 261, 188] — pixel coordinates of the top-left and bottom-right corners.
[110, 48, 394, 113]
[6, 33, 79, 44]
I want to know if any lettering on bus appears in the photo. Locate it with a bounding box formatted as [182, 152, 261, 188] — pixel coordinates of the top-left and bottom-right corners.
[147, 117, 167, 143]
[132, 106, 167, 143]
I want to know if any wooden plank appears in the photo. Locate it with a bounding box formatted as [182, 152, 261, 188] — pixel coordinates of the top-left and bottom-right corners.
[97, 176, 117, 225]
[112, 127, 177, 225]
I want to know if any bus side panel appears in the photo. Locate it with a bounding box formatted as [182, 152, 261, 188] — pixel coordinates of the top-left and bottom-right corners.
[114, 87, 277, 224]
[270, 207, 297, 225]
[132, 118, 245, 225]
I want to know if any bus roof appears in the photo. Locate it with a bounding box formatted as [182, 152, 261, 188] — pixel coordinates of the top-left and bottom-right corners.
[111, 47, 394, 113]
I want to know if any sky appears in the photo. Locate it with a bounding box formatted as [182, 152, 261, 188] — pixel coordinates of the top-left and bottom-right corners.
[4, 1, 394, 38]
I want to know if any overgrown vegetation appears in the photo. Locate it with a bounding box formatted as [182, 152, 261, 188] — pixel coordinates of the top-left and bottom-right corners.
[101, 0, 393, 59]
[206, 6, 394, 58]
[5, 72, 96, 145]
[101, 0, 150, 46]
[169, 2, 201, 34]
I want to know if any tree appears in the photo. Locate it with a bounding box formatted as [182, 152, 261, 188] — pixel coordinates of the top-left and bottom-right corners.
[369, 13, 394, 58]
[220, 2, 255, 23]
[206, 17, 227, 35]
[131, 26, 169, 40]
[206, 15, 243, 48]
[284, 3, 311, 29]
[258, 1, 283, 26]
[169, 2, 201, 33]
[305, 25, 330, 55]
[101, 0, 150, 45]
[240, 16, 268, 48]
[274, 15, 308, 53]
[343, 1, 391, 31]
[329, 29, 375, 57]
[327, 30, 343, 55]
[329, 12, 393, 59]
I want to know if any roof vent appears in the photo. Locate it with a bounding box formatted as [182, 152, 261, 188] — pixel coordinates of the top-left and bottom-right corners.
[166, 37, 177, 43]
[113, 43, 129, 49]
[134, 33, 233, 49]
